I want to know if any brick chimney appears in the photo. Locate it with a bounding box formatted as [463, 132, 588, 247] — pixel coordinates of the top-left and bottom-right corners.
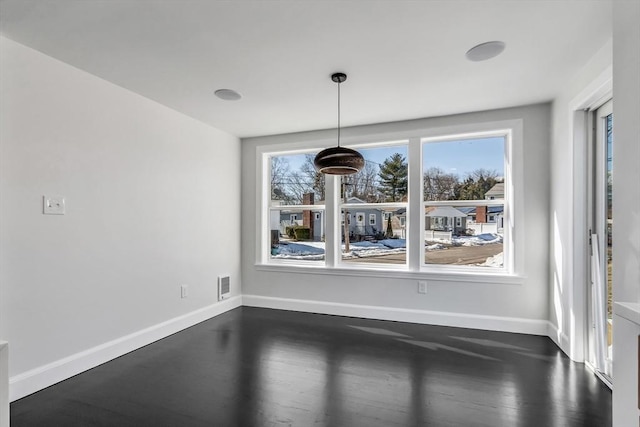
[476, 205, 487, 223]
[302, 192, 314, 238]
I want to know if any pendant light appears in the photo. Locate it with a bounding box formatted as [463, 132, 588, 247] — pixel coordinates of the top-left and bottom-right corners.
[314, 73, 364, 175]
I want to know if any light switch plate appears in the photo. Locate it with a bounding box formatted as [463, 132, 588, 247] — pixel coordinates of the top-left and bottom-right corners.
[43, 195, 65, 215]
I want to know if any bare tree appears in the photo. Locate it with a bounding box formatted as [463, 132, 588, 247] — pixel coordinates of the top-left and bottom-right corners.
[271, 157, 291, 202]
[299, 154, 325, 201]
[423, 167, 459, 201]
[350, 161, 380, 202]
[287, 170, 314, 204]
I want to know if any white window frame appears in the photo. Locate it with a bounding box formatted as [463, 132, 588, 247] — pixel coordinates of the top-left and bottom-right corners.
[369, 213, 376, 226]
[420, 129, 516, 275]
[256, 119, 523, 283]
[337, 140, 409, 268]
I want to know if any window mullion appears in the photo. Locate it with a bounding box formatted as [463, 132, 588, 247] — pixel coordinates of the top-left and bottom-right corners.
[408, 137, 422, 270]
[324, 174, 338, 267]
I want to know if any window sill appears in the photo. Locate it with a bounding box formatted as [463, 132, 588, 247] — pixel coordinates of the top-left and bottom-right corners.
[254, 263, 525, 285]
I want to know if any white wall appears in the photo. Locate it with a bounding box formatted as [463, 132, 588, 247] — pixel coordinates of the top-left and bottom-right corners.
[241, 104, 550, 332]
[549, 38, 613, 361]
[612, 0, 640, 306]
[612, 0, 640, 425]
[0, 37, 241, 398]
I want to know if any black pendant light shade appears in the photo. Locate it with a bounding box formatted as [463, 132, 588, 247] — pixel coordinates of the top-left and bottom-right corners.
[314, 146, 365, 175]
[314, 73, 364, 175]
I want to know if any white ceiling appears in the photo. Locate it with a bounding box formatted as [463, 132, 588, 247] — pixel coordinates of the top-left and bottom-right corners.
[0, 0, 612, 138]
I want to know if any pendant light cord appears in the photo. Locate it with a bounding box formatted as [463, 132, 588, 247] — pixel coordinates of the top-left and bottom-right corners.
[337, 79, 341, 147]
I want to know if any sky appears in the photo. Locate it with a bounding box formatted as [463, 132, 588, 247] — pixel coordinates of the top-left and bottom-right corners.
[282, 136, 504, 179]
[422, 136, 504, 178]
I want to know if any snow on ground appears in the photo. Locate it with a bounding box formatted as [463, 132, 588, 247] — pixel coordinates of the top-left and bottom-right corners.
[480, 252, 504, 267]
[378, 239, 406, 249]
[426, 243, 446, 251]
[345, 240, 405, 260]
[426, 233, 502, 247]
[272, 241, 325, 260]
[272, 239, 407, 260]
[272, 233, 503, 264]
[351, 241, 387, 249]
[452, 233, 503, 246]
[275, 242, 324, 256]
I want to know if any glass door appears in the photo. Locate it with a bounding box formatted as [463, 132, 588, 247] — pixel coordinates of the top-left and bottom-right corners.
[588, 99, 613, 382]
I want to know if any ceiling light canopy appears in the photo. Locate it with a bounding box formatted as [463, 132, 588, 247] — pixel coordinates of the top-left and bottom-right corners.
[314, 73, 364, 175]
[465, 41, 506, 62]
[214, 88, 242, 101]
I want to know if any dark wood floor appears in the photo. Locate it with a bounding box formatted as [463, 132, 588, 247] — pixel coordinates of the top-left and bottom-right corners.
[11, 307, 611, 427]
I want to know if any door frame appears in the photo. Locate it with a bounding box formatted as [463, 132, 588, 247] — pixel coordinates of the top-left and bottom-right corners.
[587, 99, 613, 385]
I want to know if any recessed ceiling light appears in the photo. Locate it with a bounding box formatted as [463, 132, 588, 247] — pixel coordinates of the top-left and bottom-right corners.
[214, 89, 242, 101]
[465, 41, 506, 62]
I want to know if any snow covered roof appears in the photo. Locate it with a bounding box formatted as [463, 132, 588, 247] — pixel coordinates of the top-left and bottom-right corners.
[425, 206, 467, 218]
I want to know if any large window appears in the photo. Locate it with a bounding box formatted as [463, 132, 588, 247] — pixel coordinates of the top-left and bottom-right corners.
[259, 122, 519, 279]
[340, 144, 408, 266]
[422, 136, 506, 271]
[268, 153, 326, 263]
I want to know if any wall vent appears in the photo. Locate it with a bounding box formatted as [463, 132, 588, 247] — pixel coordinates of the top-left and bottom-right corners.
[218, 276, 230, 301]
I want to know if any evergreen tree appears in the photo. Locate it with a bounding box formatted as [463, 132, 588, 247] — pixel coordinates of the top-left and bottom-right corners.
[377, 153, 408, 202]
[385, 214, 394, 238]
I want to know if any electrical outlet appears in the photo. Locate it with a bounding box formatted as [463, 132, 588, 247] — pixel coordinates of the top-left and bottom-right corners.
[43, 195, 65, 215]
[417, 281, 427, 294]
[180, 284, 188, 298]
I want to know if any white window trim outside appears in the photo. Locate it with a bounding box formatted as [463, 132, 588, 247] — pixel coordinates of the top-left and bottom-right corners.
[256, 119, 524, 284]
[369, 213, 376, 226]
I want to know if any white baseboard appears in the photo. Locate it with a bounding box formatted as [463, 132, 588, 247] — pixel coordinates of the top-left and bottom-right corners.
[8, 295, 562, 402]
[546, 321, 575, 360]
[242, 295, 550, 336]
[9, 296, 241, 402]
